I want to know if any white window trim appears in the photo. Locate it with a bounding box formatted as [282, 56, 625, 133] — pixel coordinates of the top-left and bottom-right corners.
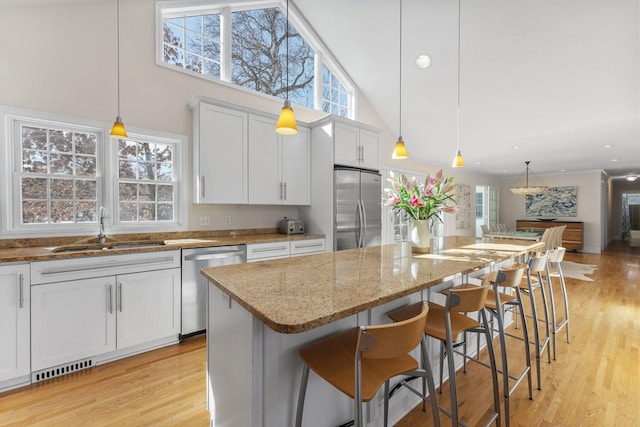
[154, 0, 358, 120]
[0, 106, 188, 238]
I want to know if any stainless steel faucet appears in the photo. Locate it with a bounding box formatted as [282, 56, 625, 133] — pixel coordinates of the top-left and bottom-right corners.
[98, 207, 107, 244]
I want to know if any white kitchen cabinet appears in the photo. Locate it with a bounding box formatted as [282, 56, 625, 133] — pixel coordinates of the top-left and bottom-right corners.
[192, 101, 248, 204]
[248, 114, 310, 205]
[0, 264, 30, 389]
[30, 251, 181, 372]
[31, 277, 117, 371]
[116, 268, 181, 349]
[333, 120, 380, 169]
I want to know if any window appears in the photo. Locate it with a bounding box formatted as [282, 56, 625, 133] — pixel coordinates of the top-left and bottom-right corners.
[2, 108, 186, 236]
[115, 136, 177, 223]
[158, 1, 355, 119]
[18, 122, 100, 226]
[475, 191, 483, 218]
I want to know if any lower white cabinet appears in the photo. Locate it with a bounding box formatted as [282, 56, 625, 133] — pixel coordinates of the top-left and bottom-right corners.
[30, 251, 181, 372]
[31, 277, 117, 371]
[0, 264, 30, 387]
[116, 269, 181, 349]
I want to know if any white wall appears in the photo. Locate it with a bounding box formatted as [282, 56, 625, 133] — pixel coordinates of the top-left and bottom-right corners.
[499, 170, 603, 252]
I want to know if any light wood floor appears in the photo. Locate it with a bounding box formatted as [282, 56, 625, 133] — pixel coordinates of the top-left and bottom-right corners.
[0, 241, 638, 427]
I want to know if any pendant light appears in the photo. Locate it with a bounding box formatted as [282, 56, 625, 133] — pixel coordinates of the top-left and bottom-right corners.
[451, 0, 464, 167]
[110, 0, 127, 138]
[392, 0, 408, 159]
[275, 0, 298, 135]
[509, 161, 548, 195]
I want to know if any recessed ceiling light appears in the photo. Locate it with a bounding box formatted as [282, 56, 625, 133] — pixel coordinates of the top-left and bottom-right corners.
[560, 169, 566, 172]
[627, 176, 638, 181]
[611, 159, 619, 162]
[603, 145, 613, 148]
[512, 146, 520, 149]
[415, 54, 432, 69]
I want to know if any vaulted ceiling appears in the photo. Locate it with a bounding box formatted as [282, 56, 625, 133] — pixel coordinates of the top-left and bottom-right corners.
[296, 0, 640, 179]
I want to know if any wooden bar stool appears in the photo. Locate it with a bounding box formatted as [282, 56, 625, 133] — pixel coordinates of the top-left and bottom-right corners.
[481, 265, 533, 427]
[518, 254, 551, 390]
[387, 283, 500, 427]
[295, 302, 440, 427]
[544, 247, 570, 360]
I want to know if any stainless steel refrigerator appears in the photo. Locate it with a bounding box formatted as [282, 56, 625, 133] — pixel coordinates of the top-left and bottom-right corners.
[334, 166, 382, 250]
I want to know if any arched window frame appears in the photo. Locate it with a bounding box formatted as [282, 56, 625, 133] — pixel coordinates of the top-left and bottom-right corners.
[155, 0, 357, 119]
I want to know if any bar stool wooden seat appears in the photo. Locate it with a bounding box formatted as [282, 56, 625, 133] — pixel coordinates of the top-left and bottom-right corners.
[543, 247, 570, 360]
[295, 302, 440, 427]
[387, 283, 500, 427]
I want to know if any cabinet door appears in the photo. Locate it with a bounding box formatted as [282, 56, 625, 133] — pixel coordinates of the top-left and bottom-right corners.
[0, 264, 30, 382]
[333, 122, 360, 167]
[31, 278, 116, 371]
[359, 128, 380, 169]
[116, 268, 180, 349]
[197, 103, 248, 204]
[248, 115, 281, 204]
[281, 126, 310, 205]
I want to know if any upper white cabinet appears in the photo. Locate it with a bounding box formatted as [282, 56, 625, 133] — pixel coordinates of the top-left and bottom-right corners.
[191, 98, 310, 205]
[192, 101, 248, 204]
[0, 264, 30, 388]
[333, 120, 380, 169]
[248, 115, 310, 205]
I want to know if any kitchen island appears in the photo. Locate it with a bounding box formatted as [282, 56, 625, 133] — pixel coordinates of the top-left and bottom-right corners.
[201, 236, 543, 427]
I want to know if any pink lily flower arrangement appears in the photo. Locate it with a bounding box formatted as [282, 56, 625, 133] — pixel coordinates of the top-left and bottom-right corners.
[384, 170, 458, 222]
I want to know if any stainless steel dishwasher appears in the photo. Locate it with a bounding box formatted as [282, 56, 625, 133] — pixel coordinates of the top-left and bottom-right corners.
[181, 245, 246, 337]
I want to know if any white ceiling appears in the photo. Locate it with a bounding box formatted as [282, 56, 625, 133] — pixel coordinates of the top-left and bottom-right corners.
[295, 0, 640, 179]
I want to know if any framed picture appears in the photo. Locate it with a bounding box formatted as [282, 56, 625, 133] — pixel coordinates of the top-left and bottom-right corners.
[525, 186, 577, 217]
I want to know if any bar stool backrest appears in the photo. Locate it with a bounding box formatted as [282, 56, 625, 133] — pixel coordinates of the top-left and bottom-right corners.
[445, 281, 489, 313]
[547, 246, 566, 263]
[528, 253, 548, 273]
[360, 302, 428, 360]
[499, 264, 526, 288]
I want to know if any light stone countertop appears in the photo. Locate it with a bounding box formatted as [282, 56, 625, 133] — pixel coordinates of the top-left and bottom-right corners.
[0, 230, 324, 263]
[201, 236, 544, 334]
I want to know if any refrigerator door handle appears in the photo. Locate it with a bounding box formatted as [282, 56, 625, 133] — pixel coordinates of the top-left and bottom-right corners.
[360, 199, 368, 247]
[355, 201, 362, 248]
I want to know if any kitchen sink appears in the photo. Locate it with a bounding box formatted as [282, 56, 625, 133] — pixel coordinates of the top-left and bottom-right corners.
[50, 240, 167, 253]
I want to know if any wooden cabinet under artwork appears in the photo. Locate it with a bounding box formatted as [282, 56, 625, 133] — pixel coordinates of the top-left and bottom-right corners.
[516, 220, 583, 251]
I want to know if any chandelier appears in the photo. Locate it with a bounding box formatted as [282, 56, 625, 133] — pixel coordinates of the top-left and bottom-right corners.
[509, 161, 548, 195]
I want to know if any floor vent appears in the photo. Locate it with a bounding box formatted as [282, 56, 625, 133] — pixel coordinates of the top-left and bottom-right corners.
[32, 358, 95, 383]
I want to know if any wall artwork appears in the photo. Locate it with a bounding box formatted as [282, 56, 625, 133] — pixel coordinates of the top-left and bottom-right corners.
[525, 186, 577, 217]
[456, 183, 472, 229]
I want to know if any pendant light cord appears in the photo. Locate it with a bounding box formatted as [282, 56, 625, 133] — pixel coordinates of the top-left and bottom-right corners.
[456, 0, 461, 152]
[285, 0, 290, 102]
[399, 0, 402, 138]
[116, 0, 121, 117]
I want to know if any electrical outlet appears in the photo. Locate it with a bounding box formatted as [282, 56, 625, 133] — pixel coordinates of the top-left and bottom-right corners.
[224, 215, 232, 226]
[200, 215, 211, 226]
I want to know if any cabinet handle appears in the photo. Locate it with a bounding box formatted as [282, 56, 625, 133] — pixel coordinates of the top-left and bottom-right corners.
[280, 182, 283, 200]
[118, 283, 123, 312]
[294, 242, 324, 249]
[107, 284, 113, 314]
[201, 176, 206, 199]
[360, 146, 364, 163]
[19, 273, 24, 309]
[251, 245, 288, 253]
[284, 182, 287, 200]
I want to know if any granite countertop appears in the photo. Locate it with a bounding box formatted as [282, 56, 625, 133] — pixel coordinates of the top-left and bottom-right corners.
[201, 236, 544, 334]
[0, 229, 324, 263]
